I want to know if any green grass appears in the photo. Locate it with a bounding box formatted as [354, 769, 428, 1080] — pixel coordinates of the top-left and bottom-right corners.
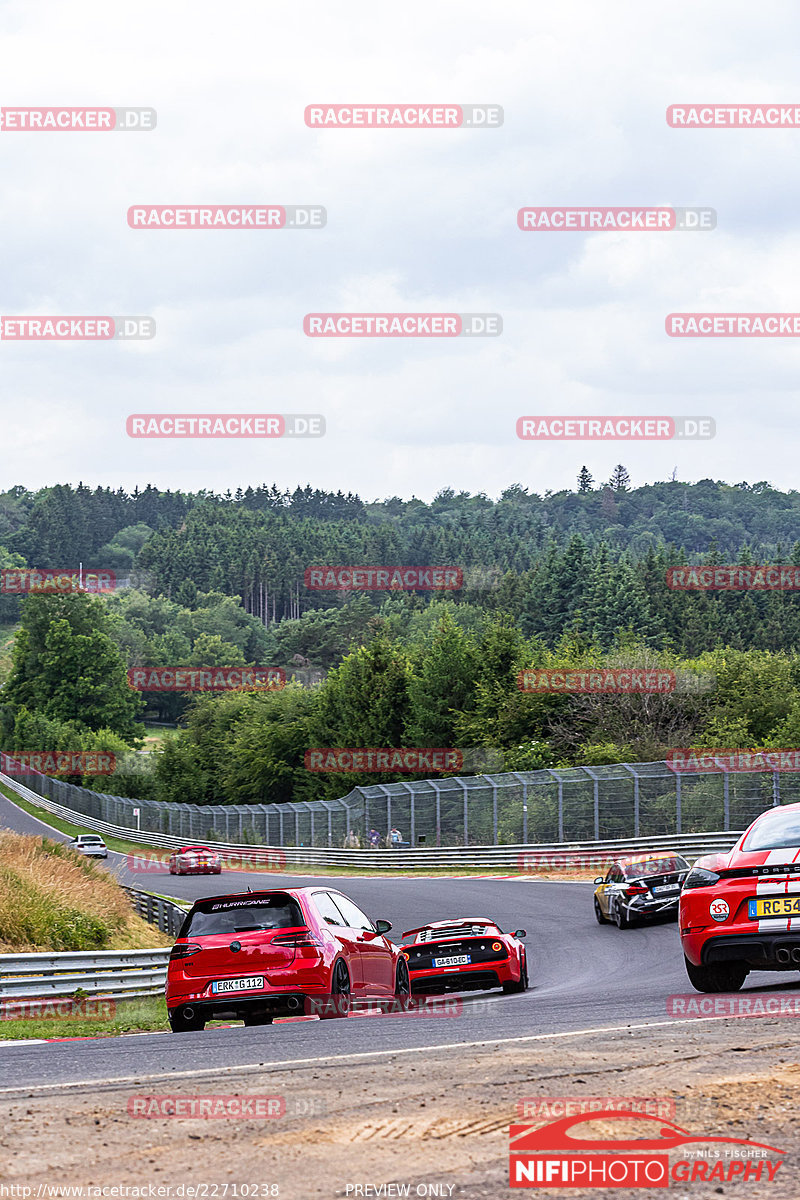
[0, 996, 171, 1040]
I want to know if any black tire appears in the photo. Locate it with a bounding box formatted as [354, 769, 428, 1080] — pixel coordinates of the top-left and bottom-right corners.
[393, 957, 413, 1010]
[319, 959, 351, 1019]
[502, 952, 529, 994]
[684, 955, 748, 993]
[614, 899, 633, 929]
[168, 1008, 205, 1033]
[594, 897, 609, 925]
[243, 1013, 274, 1026]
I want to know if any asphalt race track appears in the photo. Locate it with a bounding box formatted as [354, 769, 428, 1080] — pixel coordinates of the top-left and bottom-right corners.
[2, 788, 798, 1094]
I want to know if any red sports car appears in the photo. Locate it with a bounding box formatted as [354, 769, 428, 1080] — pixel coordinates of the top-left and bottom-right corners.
[681, 801, 800, 992]
[169, 845, 222, 875]
[401, 917, 528, 995]
[166, 887, 408, 1031]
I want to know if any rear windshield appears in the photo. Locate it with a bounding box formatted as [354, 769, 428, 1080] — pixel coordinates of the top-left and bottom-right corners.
[624, 856, 687, 878]
[743, 809, 800, 852]
[182, 896, 304, 937]
[79, 837, 103, 843]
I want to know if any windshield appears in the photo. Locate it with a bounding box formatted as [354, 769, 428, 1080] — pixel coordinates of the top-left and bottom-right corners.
[624, 856, 688, 878]
[743, 809, 800, 852]
[183, 896, 304, 937]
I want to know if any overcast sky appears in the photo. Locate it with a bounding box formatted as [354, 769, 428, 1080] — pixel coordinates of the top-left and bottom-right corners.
[1, 0, 799, 502]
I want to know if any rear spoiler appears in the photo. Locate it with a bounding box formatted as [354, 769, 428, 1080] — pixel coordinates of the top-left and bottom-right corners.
[401, 919, 496, 938]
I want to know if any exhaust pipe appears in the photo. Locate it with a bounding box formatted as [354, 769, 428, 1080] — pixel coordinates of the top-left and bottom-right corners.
[287, 997, 300, 1010]
[183, 1006, 195, 1019]
[790, 948, 800, 964]
[776, 948, 791, 965]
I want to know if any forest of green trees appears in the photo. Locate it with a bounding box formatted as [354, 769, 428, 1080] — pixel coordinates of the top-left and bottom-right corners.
[2, 473, 800, 808]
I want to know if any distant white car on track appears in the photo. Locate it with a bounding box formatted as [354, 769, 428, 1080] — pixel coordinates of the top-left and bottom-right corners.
[70, 834, 108, 859]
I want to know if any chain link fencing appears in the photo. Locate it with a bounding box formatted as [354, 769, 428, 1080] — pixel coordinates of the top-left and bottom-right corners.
[4, 758, 800, 848]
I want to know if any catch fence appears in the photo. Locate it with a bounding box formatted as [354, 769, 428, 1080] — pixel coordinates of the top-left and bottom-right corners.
[3, 758, 799, 848]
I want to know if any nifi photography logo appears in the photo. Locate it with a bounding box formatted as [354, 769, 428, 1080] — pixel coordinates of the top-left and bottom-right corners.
[509, 1109, 784, 1188]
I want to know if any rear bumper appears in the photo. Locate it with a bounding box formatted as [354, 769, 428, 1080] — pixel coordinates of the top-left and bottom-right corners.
[409, 962, 514, 994]
[168, 991, 311, 1020]
[684, 929, 800, 969]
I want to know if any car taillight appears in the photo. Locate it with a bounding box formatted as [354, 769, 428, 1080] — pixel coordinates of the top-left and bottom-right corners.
[170, 943, 202, 960]
[624, 885, 649, 896]
[492, 941, 503, 951]
[682, 866, 721, 890]
[272, 931, 323, 948]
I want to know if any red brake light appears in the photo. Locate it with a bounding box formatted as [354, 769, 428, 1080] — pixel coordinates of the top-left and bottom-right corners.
[625, 885, 649, 896]
[170, 943, 202, 960]
[272, 930, 323, 948]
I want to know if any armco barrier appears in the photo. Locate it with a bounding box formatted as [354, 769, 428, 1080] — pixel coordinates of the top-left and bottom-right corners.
[0, 947, 170, 1004]
[1, 770, 737, 868]
[123, 886, 188, 937]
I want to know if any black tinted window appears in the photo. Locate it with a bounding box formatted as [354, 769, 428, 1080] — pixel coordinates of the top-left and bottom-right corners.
[184, 896, 304, 937]
[743, 809, 800, 852]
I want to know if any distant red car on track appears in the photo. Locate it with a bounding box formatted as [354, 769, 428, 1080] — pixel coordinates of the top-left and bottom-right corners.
[166, 887, 408, 1032]
[400, 917, 528, 995]
[681, 801, 800, 992]
[169, 845, 222, 875]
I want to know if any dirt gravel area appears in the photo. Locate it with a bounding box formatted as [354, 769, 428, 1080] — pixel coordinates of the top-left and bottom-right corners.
[1, 1019, 799, 1199]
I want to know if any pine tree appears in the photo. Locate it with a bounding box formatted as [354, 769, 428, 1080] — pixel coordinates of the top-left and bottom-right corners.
[609, 465, 631, 492]
[577, 466, 594, 493]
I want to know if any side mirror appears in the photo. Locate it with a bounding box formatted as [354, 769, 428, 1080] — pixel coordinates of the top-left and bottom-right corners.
[594, 877, 605, 885]
[375, 919, 392, 935]
[513, 929, 527, 939]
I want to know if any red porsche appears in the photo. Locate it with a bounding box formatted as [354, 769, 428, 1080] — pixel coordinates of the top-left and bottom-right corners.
[166, 887, 408, 1031]
[169, 845, 222, 875]
[401, 917, 528, 995]
[681, 801, 800, 992]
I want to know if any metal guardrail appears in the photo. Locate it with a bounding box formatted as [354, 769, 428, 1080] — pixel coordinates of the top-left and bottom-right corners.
[0, 947, 170, 1005]
[123, 886, 188, 937]
[0, 773, 738, 868]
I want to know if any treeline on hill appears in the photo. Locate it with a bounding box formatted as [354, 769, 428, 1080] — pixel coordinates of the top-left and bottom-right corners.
[4, 476, 800, 653]
[3, 592, 800, 810]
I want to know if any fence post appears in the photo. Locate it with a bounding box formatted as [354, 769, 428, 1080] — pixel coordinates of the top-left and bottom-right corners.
[430, 780, 442, 847]
[676, 772, 682, 834]
[773, 770, 780, 807]
[328, 805, 333, 847]
[621, 764, 639, 837]
[461, 780, 469, 847]
[722, 764, 730, 830]
[510, 773, 528, 843]
[491, 779, 498, 845]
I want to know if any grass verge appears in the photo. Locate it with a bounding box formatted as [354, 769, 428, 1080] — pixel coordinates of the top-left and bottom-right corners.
[0, 996, 170, 1040]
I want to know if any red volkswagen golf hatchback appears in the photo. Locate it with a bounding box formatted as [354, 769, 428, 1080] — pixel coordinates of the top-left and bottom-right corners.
[166, 887, 408, 1031]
